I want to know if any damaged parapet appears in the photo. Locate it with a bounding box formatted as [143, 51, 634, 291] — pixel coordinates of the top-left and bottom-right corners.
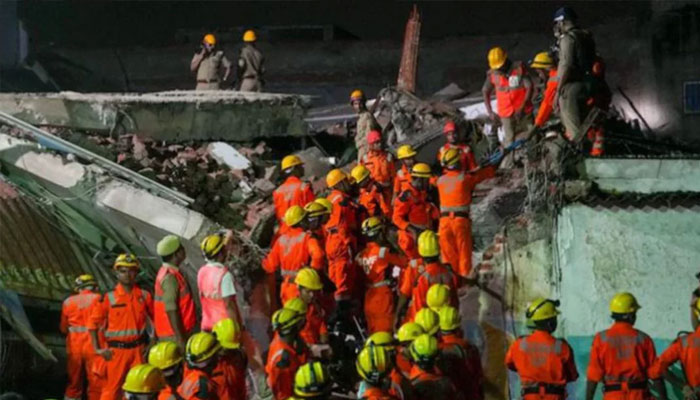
[0, 90, 312, 142]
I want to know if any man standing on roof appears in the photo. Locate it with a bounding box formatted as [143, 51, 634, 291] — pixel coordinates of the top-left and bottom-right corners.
[350, 89, 381, 162]
[237, 30, 265, 92]
[191, 33, 232, 91]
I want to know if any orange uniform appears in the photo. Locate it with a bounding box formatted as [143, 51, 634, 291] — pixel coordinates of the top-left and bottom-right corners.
[361, 149, 396, 203]
[409, 365, 459, 400]
[273, 175, 315, 231]
[396, 348, 413, 378]
[505, 330, 578, 400]
[437, 143, 478, 172]
[392, 185, 439, 260]
[158, 385, 179, 400]
[178, 368, 219, 400]
[438, 333, 484, 400]
[265, 335, 309, 400]
[651, 326, 700, 389]
[409, 262, 459, 317]
[153, 262, 196, 341]
[356, 243, 407, 333]
[361, 386, 400, 400]
[213, 350, 247, 400]
[326, 189, 360, 300]
[436, 166, 495, 278]
[358, 182, 392, 219]
[61, 289, 103, 400]
[587, 322, 660, 400]
[88, 283, 153, 400]
[398, 258, 425, 321]
[393, 164, 412, 199]
[534, 69, 559, 127]
[300, 301, 328, 344]
[263, 226, 325, 304]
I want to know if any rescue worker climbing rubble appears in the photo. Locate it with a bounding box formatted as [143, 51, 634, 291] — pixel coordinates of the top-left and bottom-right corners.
[178, 332, 221, 399]
[237, 30, 265, 92]
[147, 341, 184, 400]
[89, 254, 153, 400]
[352, 164, 391, 220]
[293, 267, 329, 345]
[505, 298, 578, 400]
[437, 120, 478, 172]
[198, 231, 243, 330]
[361, 129, 396, 205]
[350, 90, 381, 162]
[61, 274, 103, 400]
[530, 51, 559, 129]
[393, 144, 418, 199]
[274, 155, 315, 234]
[266, 308, 309, 400]
[190, 34, 232, 91]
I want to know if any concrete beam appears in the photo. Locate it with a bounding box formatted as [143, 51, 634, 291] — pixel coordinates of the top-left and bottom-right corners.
[583, 158, 700, 193]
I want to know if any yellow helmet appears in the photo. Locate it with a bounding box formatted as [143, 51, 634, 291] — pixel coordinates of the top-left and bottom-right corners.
[201, 232, 227, 259]
[365, 331, 395, 348]
[212, 318, 242, 349]
[203, 34, 216, 46]
[417, 230, 440, 258]
[694, 298, 700, 318]
[185, 332, 221, 365]
[411, 163, 432, 178]
[409, 334, 439, 362]
[304, 201, 330, 218]
[610, 292, 641, 314]
[284, 205, 307, 227]
[397, 322, 424, 343]
[531, 51, 554, 69]
[74, 274, 96, 290]
[284, 297, 309, 315]
[294, 267, 323, 291]
[122, 364, 165, 394]
[426, 284, 451, 311]
[314, 198, 332, 214]
[488, 46, 507, 69]
[157, 234, 181, 257]
[326, 169, 347, 188]
[396, 144, 417, 160]
[526, 298, 561, 322]
[272, 308, 305, 334]
[356, 344, 393, 384]
[361, 216, 384, 238]
[114, 253, 139, 269]
[351, 164, 371, 185]
[350, 89, 365, 103]
[414, 308, 440, 336]
[148, 341, 183, 370]
[438, 306, 461, 332]
[281, 155, 304, 171]
[440, 148, 461, 168]
[294, 361, 330, 398]
[243, 30, 257, 42]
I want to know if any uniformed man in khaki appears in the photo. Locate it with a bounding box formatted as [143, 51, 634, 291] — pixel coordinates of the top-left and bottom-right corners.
[350, 89, 380, 161]
[190, 33, 232, 91]
[237, 30, 265, 92]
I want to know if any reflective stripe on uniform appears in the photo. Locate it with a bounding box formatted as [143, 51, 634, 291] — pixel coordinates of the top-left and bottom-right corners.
[440, 205, 470, 213]
[68, 326, 88, 333]
[378, 247, 387, 259]
[369, 280, 391, 289]
[281, 270, 299, 278]
[278, 232, 308, 257]
[105, 328, 146, 338]
[274, 181, 302, 202]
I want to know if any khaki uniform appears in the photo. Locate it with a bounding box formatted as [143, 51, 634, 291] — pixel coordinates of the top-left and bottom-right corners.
[191, 50, 231, 90]
[238, 44, 265, 92]
[355, 110, 379, 161]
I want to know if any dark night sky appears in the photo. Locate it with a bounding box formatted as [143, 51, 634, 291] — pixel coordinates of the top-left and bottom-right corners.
[21, 1, 652, 47]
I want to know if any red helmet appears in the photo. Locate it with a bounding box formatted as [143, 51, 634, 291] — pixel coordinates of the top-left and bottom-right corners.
[367, 130, 382, 144]
[443, 120, 456, 134]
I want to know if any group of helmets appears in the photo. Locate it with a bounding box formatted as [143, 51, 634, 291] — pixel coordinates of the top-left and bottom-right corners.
[202, 30, 257, 47]
[525, 292, 644, 329]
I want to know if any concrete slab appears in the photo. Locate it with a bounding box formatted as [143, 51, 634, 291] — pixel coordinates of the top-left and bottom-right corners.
[584, 158, 700, 193]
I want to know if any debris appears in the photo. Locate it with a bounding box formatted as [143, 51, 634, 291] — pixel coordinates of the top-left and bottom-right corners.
[397, 5, 421, 93]
[208, 141, 253, 170]
[296, 147, 333, 179]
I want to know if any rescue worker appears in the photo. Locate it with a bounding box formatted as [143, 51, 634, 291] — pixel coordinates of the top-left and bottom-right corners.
[361, 130, 396, 204]
[362, 332, 413, 400]
[263, 206, 325, 304]
[293, 362, 332, 399]
[325, 169, 360, 307]
[650, 298, 700, 400]
[122, 364, 166, 400]
[294, 268, 329, 344]
[190, 34, 232, 90]
[352, 164, 391, 220]
[437, 120, 478, 172]
[266, 308, 309, 400]
[273, 155, 314, 233]
[212, 318, 247, 400]
[530, 52, 559, 128]
[61, 274, 102, 400]
[198, 231, 243, 330]
[436, 148, 496, 278]
[178, 332, 221, 399]
[147, 341, 184, 400]
[237, 30, 265, 92]
[395, 230, 459, 327]
[350, 89, 380, 161]
[89, 254, 154, 400]
[392, 164, 439, 261]
[357, 345, 399, 400]
[505, 298, 578, 400]
[356, 217, 408, 333]
[437, 306, 484, 400]
[409, 334, 460, 399]
[154, 235, 196, 350]
[396, 322, 424, 378]
[426, 283, 451, 312]
[483, 46, 534, 168]
[393, 144, 417, 198]
[414, 308, 440, 336]
[586, 293, 664, 400]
